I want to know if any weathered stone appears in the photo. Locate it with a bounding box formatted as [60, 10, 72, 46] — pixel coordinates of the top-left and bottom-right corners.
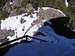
[0, 29, 15, 43]
[20, 18, 26, 24]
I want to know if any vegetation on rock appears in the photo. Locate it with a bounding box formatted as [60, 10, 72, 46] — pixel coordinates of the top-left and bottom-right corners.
[0, 0, 75, 29]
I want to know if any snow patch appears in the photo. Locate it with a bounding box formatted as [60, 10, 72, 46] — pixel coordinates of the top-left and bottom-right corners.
[1, 13, 40, 44]
[65, 0, 69, 7]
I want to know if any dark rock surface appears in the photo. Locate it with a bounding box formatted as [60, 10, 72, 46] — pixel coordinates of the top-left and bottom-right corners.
[20, 18, 26, 24]
[48, 17, 75, 39]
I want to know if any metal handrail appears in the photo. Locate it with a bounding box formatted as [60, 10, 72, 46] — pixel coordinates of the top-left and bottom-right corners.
[0, 35, 48, 48]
